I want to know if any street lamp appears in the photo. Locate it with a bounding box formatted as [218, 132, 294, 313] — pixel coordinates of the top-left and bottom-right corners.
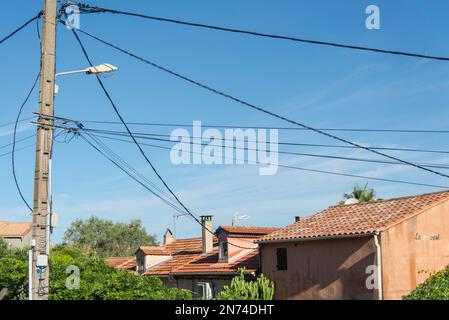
[28, 62, 119, 299]
[55, 63, 118, 77]
[54, 63, 118, 94]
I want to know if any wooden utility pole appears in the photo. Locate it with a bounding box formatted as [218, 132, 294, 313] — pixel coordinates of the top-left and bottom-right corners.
[31, 0, 57, 300]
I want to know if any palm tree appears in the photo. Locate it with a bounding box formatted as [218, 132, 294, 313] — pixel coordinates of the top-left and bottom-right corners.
[341, 183, 376, 204]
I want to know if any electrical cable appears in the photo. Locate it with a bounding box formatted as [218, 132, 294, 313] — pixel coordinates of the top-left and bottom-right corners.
[63, 118, 449, 134]
[79, 125, 189, 207]
[44, 118, 257, 248]
[70, 3, 449, 62]
[1, 143, 35, 158]
[88, 127, 449, 155]
[87, 131, 449, 190]
[12, 71, 40, 212]
[0, 117, 34, 128]
[11, 12, 43, 213]
[0, 134, 35, 150]
[48, 116, 449, 155]
[80, 128, 449, 170]
[46, 120, 444, 249]
[75, 28, 449, 181]
[69, 27, 211, 237]
[79, 128, 256, 249]
[36, 117, 449, 191]
[77, 130, 193, 217]
[0, 11, 42, 46]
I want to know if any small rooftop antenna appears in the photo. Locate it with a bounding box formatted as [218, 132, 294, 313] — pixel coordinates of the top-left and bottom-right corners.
[232, 212, 250, 226]
[173, 213, 188, 237]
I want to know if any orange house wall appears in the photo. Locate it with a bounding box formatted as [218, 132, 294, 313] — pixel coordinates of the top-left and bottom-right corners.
[260, 237, 377, 300]
[380, 200, 449, 299]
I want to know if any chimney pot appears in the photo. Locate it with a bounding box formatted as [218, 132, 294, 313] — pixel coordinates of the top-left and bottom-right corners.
[200, 215, 214, 254]
[163, 228, 175, 245]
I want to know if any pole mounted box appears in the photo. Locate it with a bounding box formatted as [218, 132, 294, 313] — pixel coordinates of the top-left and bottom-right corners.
[36, 254, 48, 267]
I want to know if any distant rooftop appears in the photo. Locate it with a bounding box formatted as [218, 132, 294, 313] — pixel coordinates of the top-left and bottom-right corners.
[0, 221, 31, 237]
[217, 225, 279, 236]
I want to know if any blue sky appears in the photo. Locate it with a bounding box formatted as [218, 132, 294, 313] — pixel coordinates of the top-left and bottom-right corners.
[2, 0, 449, 243]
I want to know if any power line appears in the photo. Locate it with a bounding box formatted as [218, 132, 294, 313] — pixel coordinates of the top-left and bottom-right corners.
[39, 113, 449, 171]
[12, 71, 40, 213]
[0, 11, 42, 46]
[34, 116, 449, 188]
[81, 128, 449, 171]
[47, 115, 449, 155]
[11, 12, 42, 213]
[77, 129, 256, 249]
[75, 28, 449, 181]
[0, 117, 34, 128]
[0, 143, 35, 158]
[38, 117, 256, 248]
[71, 3, 449, 62]
[77, 125, 191, 209]
[76, 128, 194, 217]
[87, 131, 449, 190]
[79, 125, 449, 157]
[63, 118, 449, 134]
[0, 134, 35, 150]
[41, 120, 447, 250]
[69, 27, 209, 237]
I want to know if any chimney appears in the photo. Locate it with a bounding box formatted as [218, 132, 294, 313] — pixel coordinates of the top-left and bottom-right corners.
[200, 215, 213, 254]
[295, 216, 301, 223]
[163, 228, 175, 245]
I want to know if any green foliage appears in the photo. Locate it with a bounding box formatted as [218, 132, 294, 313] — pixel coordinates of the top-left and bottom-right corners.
[0, 243, 192, 300]
[403, 266, 449, 300]
[49, 244, 192, 300]
[0, 238, 29, 300]
[341, 183, 376, 204]
[216, 268, 274, 300]
[0, 237, 9, 256]
[63, 215, 158, 257]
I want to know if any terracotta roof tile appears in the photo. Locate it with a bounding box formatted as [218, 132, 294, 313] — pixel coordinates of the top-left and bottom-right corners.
[145, 252, 203, 276]
[105, 257, 136, 270]
[172, 248, 259, 275]
[143, 237, 218, 276]
[0, 221, 31, 237]
[217, 226, 279, 236]
[258, 190, 449, 242]
[119, 258, 137, 270]
[139, 246, 172, 255]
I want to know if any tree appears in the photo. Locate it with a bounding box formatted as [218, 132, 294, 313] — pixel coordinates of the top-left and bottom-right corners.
[0, 237, 9, 256]
[216, 268, 274, 300]
[341, 183, 376, 204]
[403, 266, 449, 300]
[49, 245, 192, 300]
[63, 216, 157, 257]
[0, 243, 192, 300]
[0, 238, 29, 300]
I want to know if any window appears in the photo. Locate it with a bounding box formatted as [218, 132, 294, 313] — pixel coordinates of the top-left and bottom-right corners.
[138, 258, 145, 274]
[219, 241, 228, 259]
[276, 248, 288, 270]
[197, 282, 213, 299]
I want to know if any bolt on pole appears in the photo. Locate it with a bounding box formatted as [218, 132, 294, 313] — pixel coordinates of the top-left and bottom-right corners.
[31, 0, 57, 300]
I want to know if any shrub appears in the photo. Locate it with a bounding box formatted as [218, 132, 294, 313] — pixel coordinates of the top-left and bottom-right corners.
[216, 268, 274, 300]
